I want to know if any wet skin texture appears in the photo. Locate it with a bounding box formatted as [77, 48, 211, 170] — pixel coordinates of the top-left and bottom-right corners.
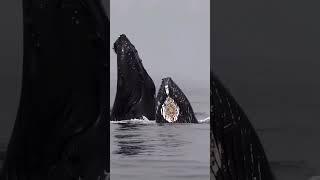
[111, 34, 156, 121]
[155, 77, 198, 123]
[210, 71, 274, 180]
[0, 0, 109, 179]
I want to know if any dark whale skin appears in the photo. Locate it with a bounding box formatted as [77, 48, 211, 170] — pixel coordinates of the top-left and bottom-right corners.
[210, 71, 274, 180]
[111, 34, 156, 121]
[155, 77, 198, 123]
[0, 0, 109, 179]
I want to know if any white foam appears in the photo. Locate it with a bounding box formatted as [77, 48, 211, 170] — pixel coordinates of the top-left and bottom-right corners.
[110, 116, 156, 124]
[110, 116, 210, 124]
[198, 117, 210, 123]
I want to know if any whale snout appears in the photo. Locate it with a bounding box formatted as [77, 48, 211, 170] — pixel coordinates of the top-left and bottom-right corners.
[162, 77, 172, 81]
[161, 77, 173, 86]
[113, 34, 135, 55]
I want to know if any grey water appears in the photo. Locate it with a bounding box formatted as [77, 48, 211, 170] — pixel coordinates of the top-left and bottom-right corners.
[110, 121, 210, 180]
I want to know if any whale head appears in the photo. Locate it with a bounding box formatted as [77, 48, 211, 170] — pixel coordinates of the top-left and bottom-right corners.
[113, 34, 136, 56]
[111, 34, 156, 121]
[113, 34, 147, 94]
[155, 77, 197, 123]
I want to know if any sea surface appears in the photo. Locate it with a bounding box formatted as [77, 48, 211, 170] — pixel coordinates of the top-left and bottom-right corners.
[1, 124, 320, 180]
[110, 118, 210, 180]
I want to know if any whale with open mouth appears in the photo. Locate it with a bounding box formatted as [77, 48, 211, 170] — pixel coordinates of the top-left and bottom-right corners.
[210, 71, 274, 179]
[155, 77, 198, 123]
[111, 34, 156, 121]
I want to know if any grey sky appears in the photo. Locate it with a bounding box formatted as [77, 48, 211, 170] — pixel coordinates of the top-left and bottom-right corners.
[110, 0, 210, 106]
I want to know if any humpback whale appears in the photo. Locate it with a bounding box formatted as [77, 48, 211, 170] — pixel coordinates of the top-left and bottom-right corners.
[210, 71, 274, 179]
[155, 77, 198, 123]
[0, 0, 109, 179]
[111, 34, 156, 121]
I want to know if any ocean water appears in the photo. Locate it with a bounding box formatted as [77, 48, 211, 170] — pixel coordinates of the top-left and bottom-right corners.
[110, 117, 210, 180]
[1, 124, 320, 180]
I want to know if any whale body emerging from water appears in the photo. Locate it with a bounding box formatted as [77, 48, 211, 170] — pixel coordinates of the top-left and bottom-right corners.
[210, 71, 274, 179]
[111, 35, 199, 123]
[111, 34, 156, 121]
[155, 77, 198, 123]
[0, 0, 109, 179]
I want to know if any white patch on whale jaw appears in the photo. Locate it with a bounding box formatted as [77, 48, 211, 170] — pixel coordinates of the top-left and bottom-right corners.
[160, 96, 180, 123]
[165, 85, 169, 95]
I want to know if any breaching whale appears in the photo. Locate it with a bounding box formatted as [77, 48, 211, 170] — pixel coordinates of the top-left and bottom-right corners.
[0, 0, 109, 179]
[155, 77, 198, 123]
[111, 34, 156, 121]
[210, 71, 274, 179]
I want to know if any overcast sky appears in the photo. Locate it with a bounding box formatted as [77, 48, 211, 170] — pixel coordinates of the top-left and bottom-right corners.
[110, 0, 210, 105]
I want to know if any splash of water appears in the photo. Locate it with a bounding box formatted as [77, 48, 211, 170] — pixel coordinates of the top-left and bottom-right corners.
[110, 116, 210, 124]
[110, 116, 156, 124]
[198, 117, 210, 123]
